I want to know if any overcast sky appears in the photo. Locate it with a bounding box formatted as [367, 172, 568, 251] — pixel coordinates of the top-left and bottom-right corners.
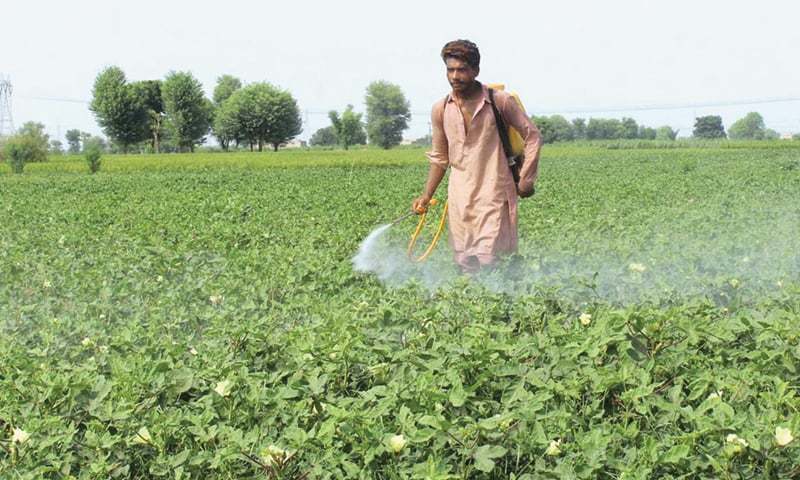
[3, 0, 799, 142]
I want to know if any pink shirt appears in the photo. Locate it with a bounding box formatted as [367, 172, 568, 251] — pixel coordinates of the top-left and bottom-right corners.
[427, 83, 542, 265]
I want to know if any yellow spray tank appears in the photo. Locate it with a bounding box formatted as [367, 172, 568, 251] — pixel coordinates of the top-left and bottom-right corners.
[486, 83, 526, 159]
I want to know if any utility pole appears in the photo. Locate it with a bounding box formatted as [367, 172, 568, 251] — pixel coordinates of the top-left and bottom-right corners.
[0, 75, 14, 137]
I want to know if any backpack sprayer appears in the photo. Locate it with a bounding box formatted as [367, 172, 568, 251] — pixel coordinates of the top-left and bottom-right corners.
[387, 199, 448, 263]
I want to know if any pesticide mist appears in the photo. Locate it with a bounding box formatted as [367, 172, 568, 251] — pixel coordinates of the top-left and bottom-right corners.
[352, 204, 800, 305]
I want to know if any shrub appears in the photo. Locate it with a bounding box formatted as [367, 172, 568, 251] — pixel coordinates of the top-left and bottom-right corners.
[4, 133, 48, 174]
[84, 139, 103, 174]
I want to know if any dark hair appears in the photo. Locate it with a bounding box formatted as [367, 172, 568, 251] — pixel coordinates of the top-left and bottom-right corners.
[441, 40, 480, 69]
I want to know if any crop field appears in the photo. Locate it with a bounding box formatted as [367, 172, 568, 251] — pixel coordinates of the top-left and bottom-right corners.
[2, 144, 800, 478]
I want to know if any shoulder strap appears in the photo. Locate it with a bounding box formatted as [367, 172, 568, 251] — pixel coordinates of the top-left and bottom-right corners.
[488, 88, 514, 163]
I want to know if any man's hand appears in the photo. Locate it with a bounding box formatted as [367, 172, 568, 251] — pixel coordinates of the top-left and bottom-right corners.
[517, 181, 535, 198]
[411, 195, 431, 214]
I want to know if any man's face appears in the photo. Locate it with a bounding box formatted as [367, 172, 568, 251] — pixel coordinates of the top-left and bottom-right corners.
[445, 57, 479, 95]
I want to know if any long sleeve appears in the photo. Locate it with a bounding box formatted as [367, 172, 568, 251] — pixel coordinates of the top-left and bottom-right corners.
[426, 99, 450, 170]
[499, 92, 542, 191]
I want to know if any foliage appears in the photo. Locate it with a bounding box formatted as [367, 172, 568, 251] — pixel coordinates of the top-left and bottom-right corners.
[49, 140, 64, 155]
[365, 80, 411, 149]
[162, 71, 213, 152]
[65, 129, 83, 154]
[728, 112, 769, 140]
[693, 116, 726, 139]
[571, 118, 587, 140]
[656, 126, 678, 141]
[212, 75, 243, 150]
[16, 122, 50, 160]
[83, 138, 103, 174]
[586, 118, 623, 140]
[1, 145, 799, 477]
[131, 80, 165, 153]
[3, 130, 48, 173]
[214, 82, 302, 152]
[328, 105, 366, 150]
[90, 66, 150, 152]
[532, 115, 574, 144]
[309, 126, 338, 147]
[638, 126, 656, 140]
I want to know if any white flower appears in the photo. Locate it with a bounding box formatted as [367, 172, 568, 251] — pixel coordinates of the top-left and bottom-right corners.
[726, 433, 748, 447]
[545, 439, 561, 456]
[133, 426, 151, 445]
[209, 294, 223, 305]
[775, 426, 794, 446]
[261, 445, 288, 465]
[214, 380, 232, 397]
[11, 427, 30, 444]
[81, 337, 94, 347]
[707, 390, 723, 401]
[628, 263, 646, 273]
[729, 278, 740, 289]
[156, 275, 163, 283]
[43, 279, 51, 289]
[389, 434, 407, 453]
[189, 347, 198, 356]
[579, 313, 592, 326]
[98, 345, 109, 353]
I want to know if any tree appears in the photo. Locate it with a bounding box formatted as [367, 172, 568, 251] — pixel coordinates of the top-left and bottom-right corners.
[586, 118, 623, 139]
[90, 66, 149, 152]
[17, 122, 50, 159]
[728, 112, 766, 140]
[65, 129, 82, 153]
[213, 75, 243, 106]
[638, 126, 657, 140]
[656, 126, 678, 141]
[131, 80, 165, 152]
[329, 105, 366, 149]
[764, 129, 779, 140]
[4, 130, 49, 173]
[212, 75, 243, 150]
[571, 118, 587, 140]
[309, 126, 338, 147]
[214, 82, 302, 152]
[693, 116, 726, 139]
[162, 71, 213, 152]
[619, 117, 639, 139]
[49, 140, 64, 155]
[532, 115, 573, 143]
[364, 81, 410, 149]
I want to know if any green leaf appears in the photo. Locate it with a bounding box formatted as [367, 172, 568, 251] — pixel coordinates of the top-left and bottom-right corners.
[473, 445, 507, 473]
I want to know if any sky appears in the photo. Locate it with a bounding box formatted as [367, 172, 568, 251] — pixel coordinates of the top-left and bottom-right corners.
[3, 0, 800, 143]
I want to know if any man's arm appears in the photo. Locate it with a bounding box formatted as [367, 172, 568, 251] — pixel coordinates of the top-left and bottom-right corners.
[412, 100, 449, 212]
[500, 93, 542, 197]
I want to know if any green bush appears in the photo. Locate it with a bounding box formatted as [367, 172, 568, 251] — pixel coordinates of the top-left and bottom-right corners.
[84, 140, 103, 174]
[3, 132, 48, 174]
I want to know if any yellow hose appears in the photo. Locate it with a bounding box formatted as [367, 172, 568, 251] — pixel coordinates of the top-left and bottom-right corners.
[407, 199, 448, 263]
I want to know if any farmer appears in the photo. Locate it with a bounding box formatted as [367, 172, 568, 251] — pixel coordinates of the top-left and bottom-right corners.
[412, 39, 542, 272]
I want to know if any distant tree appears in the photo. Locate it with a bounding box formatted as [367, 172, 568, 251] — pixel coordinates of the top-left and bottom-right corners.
[131, 80, 165, 153]
[571, 118, 587, 140]
[693, 115, 726, 139]
[728, 112, 767, 140]
[586, 118, 623, 140]
[309, 126, 338, 147]
[532, 115, 573, 143]
[619, 117, 639, 139]
[65, 129, 82, 153]
[4, 129, 49, 173]
[17, 122, 50, 159]
[764, 129, 779, 140]
[90, 66, 150, 152]
[215, 82, 302, 152]
[212, 75, 243, 150]
[213, 75, 243, 106]
[656, 126, 678, 141]
[411, 134, 432, 147]
[49, 139, 64, 155]
[638, 126, 657, 140]
[365, 81, 411, 149]
[162, 71, 212, 152]
[329, 105, 366, 149]
[794, 133, 800, 140]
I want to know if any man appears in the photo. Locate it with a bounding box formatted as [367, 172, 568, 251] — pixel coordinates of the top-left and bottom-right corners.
[412, 39, 542, 272]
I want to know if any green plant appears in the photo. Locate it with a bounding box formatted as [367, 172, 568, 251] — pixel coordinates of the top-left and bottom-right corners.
[84, 140, 103, 173]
